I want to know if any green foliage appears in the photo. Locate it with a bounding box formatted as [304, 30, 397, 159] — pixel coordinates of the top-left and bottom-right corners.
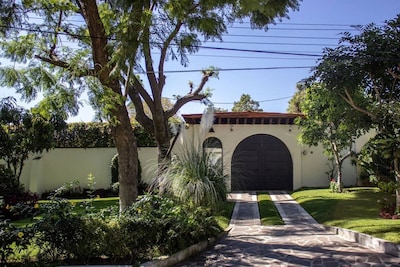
[32, 198, 81, 262]
[154, 142, 227, 209]
[287, 82, 307, 113]
[54, 122, 114, 148]
[54, 122, 156, 148]
[0, 220, 32, 265]
[2, 191, 39, 221]
[110, 154, 119, 184]
[231, 93, 263, 112]
[296, 83, 370, 191]
[378, 181, 399, 195]
[0, 97, 57, 179]
[358, 135, 394, 182]
[120, 194, 222, 257]
[0, 0, 301, 210]
[0, 167, 23, 197]
[312, 15, 400, 205]
[357, 133, 400, 206]
[16, 193, 221, 265]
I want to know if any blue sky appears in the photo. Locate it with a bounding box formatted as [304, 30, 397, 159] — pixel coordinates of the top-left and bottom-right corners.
[1, 0, 400, 122]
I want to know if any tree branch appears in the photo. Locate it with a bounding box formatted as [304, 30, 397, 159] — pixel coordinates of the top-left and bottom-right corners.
[158, 21, 183, 89]
[339, 89, 376, 119]
[78, 0, 109, 79]
[127, 83, 154, 134]
[34, 55, 95, 77]
[131, 75, 154, 113]
[388, 68, 400, 80]
[49, 11, 63, 57]
[165, 70, 215, 118]
[166, 93, 207, 118]
[142, 2, 158, 100]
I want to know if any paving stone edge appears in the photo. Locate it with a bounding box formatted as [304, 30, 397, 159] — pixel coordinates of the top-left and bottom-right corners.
[140, 228, 231, 267]
[322, 225, 400, 258]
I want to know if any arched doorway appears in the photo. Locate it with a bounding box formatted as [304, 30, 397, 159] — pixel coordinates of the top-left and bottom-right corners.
[203, 137, 223, 172]
[231, 134, 293, 191]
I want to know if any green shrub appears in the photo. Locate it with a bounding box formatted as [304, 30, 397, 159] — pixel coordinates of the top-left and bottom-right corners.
[120, 194, 222, 257]
[68, 214, 109, 263]
[111, 154, 119, 184]
[54, 122, 156, 148]
[0, 220, 32, 264]
[0, 168, 23, 197]
[22, 194, 222, 265]
[377, 180, 399, 194]
[32, 198, 82, 262]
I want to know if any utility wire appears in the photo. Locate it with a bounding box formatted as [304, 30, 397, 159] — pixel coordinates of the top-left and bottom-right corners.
[143, 66, 313, 74]
[200, 46, 321, 57]
[213, 96, 292, 105]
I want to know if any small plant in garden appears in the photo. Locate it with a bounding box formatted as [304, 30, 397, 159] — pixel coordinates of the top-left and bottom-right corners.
[377, 197, 397, 219]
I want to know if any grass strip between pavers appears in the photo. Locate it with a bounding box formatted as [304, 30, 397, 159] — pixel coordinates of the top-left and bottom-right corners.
[258, 193, 284, 225]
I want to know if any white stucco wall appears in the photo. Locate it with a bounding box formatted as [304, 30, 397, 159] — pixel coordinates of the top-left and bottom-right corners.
[19, 147, 158, 194]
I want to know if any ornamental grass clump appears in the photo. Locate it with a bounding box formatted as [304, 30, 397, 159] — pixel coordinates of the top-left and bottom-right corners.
[155, 142, 227, 209]
[152, 108, 227, 209]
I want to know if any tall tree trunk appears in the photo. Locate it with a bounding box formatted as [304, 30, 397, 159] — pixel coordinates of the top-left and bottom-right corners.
[153, 110, 171, 164]
[336, 159, 343, 193]
[151, 108, 171, 194]
[393, 157, 400, 212]
[332, 143, 343, 192]
[78, 0, 139, 211]
[111, 105, 139, 212]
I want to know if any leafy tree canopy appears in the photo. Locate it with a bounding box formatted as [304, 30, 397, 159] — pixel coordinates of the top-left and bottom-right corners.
[0, 0, 301, 208]
[0, 97, 58, 180]
[310, 14, 400, 204]
[287, 82, 306, 113]
[232, 93, 263, 112]
[296, 83, 371, 192]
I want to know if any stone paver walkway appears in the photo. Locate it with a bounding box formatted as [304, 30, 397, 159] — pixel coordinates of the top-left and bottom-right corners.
[175, 191, 400, 267]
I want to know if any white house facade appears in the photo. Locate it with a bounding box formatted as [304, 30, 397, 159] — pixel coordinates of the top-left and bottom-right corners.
[182, 111, 371, 192]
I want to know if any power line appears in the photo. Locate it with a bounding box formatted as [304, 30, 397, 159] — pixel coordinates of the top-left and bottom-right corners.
[190, 53, 316, 60]
[141, 66, 313, 74]
[0, 24, 341, 48]
[228, 26, 360, 31]
[224, 34, 340, 40]
[213, 96, 292, 105]
[200, 46, 321, 57]
[204, 40, 339, 47]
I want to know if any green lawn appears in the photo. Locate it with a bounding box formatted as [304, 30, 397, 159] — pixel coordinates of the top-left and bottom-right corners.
[291, 187, 400, 244]
[214, 200, 236, 230]
[258, 193, 284, 225]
